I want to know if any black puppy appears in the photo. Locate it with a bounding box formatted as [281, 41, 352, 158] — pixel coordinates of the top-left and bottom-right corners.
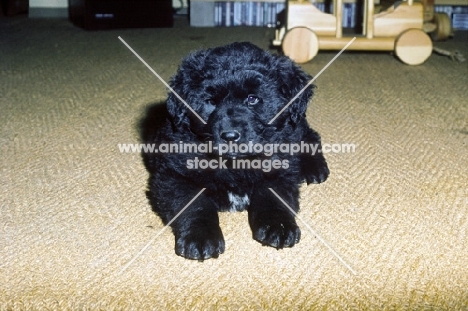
[142, 42, 329, 260]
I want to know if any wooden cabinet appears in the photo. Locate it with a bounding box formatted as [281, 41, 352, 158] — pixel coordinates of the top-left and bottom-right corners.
[69, 0, 173, 29]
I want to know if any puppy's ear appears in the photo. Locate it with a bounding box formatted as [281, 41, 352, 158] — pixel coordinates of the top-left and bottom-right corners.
[166, 92, 189, 130]
[167, 50, 210, 130]
[277, 58, 314, 124]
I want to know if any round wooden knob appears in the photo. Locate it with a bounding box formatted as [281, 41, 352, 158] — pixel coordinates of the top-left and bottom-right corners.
[282, 27, 319, 64]
[395, 29, 433, 65]
[431, 12, 451, 41]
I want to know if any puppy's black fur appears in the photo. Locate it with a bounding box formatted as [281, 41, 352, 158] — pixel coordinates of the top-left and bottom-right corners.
[141, 42, 329, 260]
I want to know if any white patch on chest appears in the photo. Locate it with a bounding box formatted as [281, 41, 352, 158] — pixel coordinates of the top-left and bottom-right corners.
[228, 192, 250, 212]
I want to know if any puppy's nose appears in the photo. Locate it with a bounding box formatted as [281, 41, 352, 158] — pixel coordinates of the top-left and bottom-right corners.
[220, 130, 240, 142]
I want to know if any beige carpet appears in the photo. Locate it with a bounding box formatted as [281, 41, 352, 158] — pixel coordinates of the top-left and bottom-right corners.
[1, 15, 467, 310]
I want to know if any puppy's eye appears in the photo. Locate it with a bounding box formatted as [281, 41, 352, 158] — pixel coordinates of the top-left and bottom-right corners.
[207, 98, 215, 105]
[247, 94, 260, 106]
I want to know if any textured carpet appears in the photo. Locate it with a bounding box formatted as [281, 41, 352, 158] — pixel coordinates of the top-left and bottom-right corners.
[1, 15, 467, 310]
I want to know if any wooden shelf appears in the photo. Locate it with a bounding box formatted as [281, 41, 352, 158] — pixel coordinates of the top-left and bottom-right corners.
[435, 0, 468, 5]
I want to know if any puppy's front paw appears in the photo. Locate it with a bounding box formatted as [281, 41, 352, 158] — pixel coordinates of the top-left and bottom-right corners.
[304, 163, 329, 184]
[251, 214, 301, 249]
[302, 154, 329, 184]
[175, 226, 225, 260]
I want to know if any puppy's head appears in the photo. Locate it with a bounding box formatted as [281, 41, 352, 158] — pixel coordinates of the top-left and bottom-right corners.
[167, 42, 314, 156]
